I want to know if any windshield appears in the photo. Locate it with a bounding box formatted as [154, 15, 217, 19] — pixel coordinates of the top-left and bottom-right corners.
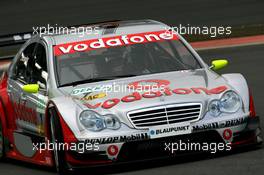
[54, 34, 201, 87]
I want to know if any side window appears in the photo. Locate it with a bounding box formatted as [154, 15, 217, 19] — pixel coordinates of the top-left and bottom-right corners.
[12, 42, 48, 90]
[33, 43, 48, 90]
[12, 43, 37, 84]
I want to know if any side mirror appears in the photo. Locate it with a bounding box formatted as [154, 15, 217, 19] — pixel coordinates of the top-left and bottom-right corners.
[210, 59, 228, 71]
[22, 84, 39, 93]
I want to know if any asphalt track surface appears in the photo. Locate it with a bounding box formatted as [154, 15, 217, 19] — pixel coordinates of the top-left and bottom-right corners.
[0, 44, 263, 175]
[1, 0, 264, 35]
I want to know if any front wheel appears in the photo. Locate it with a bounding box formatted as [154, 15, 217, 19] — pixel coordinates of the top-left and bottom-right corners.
[49, 110, 72, 175]
[0, 119, 5, 160]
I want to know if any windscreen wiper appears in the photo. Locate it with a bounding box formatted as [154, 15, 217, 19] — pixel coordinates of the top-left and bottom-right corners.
[105, 74, 138, 79]
[59, 78, 111, 87]
[59, 74, 138, 87]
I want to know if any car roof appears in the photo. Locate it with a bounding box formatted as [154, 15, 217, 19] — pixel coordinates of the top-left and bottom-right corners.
[42, 19, 169, 45]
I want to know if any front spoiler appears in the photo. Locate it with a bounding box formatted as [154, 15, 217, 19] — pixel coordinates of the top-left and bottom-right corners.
[67, 116, 262, 170]
[231, 116, 262, 147]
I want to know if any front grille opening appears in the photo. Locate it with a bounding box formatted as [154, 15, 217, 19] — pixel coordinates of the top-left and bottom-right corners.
[127, 103, 202, 129]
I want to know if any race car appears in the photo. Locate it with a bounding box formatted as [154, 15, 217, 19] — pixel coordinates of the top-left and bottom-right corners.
[0, 19, 262, 174]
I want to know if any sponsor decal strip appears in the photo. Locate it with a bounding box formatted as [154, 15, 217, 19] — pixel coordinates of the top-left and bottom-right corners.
[149, 123, 191, 139]
[83, 79, 228, 109]
[85, 133, 150, 144]
[71, 85, 111, 95]
[84, 118, 247, 144]
[53, 30, 178, 56]
[13, 101, 38, 125]
[192, 117, 247, 131]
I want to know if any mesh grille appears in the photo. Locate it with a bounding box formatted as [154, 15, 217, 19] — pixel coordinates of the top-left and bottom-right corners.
[127, 103, 201, 129]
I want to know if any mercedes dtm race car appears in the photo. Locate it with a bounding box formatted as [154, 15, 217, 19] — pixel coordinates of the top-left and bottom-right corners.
[0, 20, 262, 174]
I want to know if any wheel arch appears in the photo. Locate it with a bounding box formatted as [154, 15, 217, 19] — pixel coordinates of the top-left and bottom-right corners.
[45, 101, 77, 143]
[0, 98, 7, 128]
[0, 72, 9, 136]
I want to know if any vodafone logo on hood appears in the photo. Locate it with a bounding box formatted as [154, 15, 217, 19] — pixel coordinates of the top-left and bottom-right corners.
[83, 79, 228, 109]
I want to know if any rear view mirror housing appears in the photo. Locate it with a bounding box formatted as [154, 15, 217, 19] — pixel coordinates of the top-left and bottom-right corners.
[22, 84, 39, 93]
[210, 59, 228, 71]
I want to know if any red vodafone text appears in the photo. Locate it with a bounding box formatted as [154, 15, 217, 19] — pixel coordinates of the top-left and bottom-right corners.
[84, 79, 228, 109]
[53, 30, 178, 56]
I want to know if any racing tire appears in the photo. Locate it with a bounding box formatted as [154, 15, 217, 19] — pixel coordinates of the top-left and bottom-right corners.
[0, 119, 5, 161]
[50, 109, 72, 175]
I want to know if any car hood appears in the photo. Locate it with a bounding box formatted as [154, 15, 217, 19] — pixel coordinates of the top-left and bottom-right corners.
[59, 69, 231, 126]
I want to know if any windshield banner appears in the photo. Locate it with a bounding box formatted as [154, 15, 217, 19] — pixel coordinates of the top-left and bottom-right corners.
[53, 30, 178, 56]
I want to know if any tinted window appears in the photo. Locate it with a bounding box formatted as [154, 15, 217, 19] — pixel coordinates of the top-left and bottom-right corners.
[55, 39, 201, 86]
[12, 43, 37, 83]
[12, 43, 48, 88]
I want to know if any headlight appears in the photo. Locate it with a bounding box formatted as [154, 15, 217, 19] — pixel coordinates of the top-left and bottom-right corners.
[104, 114, 121, 130]
[79, 111, 121, 131]
[208, 100, 221, 117]
[220, 91, 241, 113]
[208, 90, 241, 117]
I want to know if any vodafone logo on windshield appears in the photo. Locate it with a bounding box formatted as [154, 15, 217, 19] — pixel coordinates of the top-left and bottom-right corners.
[53, 30, 178, 56]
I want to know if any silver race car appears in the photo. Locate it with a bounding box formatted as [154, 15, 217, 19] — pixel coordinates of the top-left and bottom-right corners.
[0, 20, 262, 174]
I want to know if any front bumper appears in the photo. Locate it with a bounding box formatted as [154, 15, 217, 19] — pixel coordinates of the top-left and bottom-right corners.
[66, 115, 262, 167]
